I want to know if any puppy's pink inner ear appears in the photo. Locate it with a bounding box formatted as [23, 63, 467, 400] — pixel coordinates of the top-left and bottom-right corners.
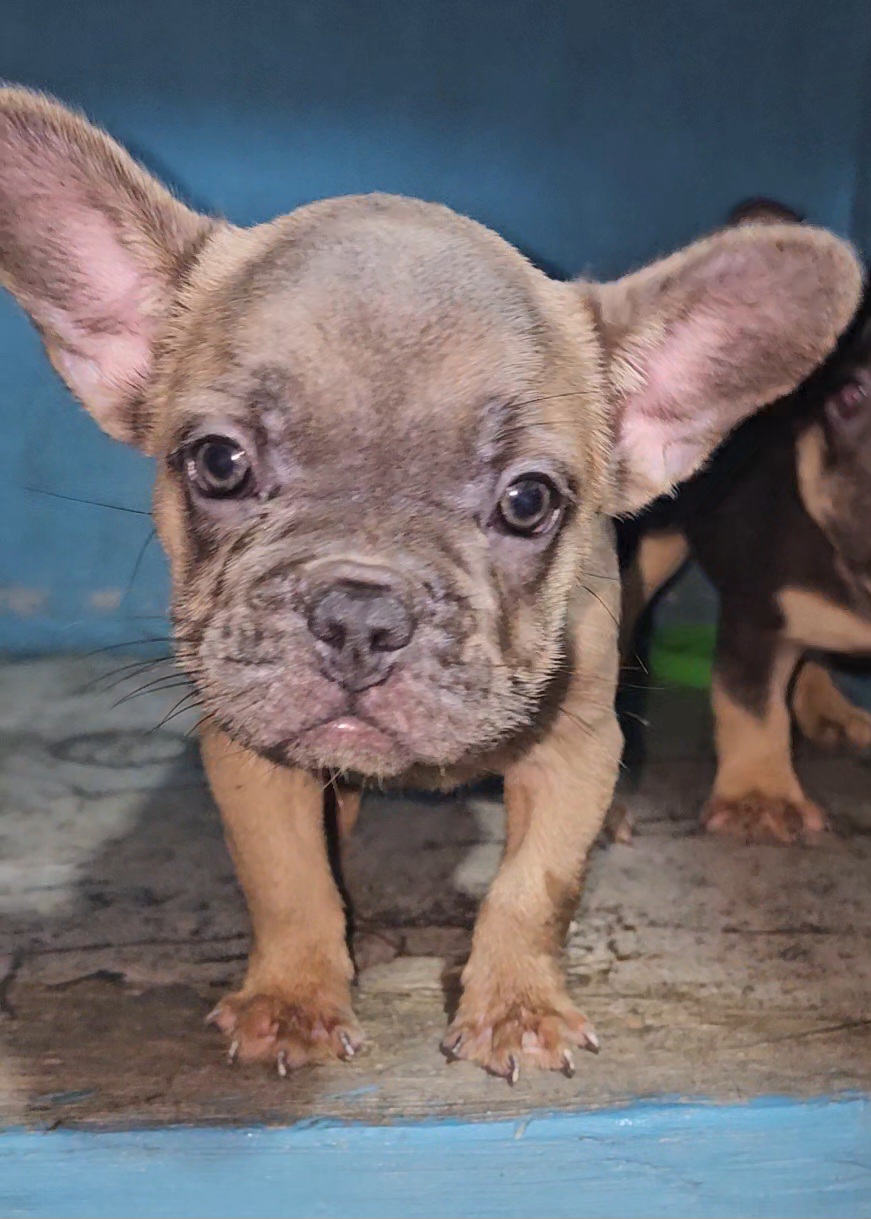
[612, 310, 740, 502]
[1, 89, 214, 447]
[618, 313, 729, 470]
[34, 212, 156, 420]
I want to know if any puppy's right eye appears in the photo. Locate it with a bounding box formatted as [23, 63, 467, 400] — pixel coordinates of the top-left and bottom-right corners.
[186, 437, 253, 498]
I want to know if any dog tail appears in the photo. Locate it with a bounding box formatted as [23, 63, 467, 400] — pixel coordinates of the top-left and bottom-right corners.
[620, 528, 690, 660]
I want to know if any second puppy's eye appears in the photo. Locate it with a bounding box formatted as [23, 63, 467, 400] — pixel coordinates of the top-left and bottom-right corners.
[497, 475, 561, 536]
[186, 437, 253, 498]
[828, 378, 867, 422]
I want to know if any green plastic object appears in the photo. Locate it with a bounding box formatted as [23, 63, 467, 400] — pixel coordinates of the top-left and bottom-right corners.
[649, 623, 717, 690]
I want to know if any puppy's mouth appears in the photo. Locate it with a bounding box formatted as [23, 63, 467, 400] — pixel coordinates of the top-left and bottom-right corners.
[272, 704, 411, 774]
[298, 713, 398, 757]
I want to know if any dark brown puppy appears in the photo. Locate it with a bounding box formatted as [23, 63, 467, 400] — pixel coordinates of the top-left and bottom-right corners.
[623, 201, 871, 844]
[1, 90, 862, 1079]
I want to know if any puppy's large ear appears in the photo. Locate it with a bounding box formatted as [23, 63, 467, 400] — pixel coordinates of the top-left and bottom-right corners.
[589, 224, 863, 514]
[0, 87, 214, 447]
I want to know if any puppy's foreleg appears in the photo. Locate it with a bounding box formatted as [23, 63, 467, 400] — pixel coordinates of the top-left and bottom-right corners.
[444, 586, 622, 1080]
[201, 727, 361, 1072]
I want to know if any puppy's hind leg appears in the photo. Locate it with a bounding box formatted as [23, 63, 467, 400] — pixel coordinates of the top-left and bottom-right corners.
[703, 612, 827, 843]
[791, 659, 871, 753]
[616, 526, 690, 811]
[619, 527, 690, 661]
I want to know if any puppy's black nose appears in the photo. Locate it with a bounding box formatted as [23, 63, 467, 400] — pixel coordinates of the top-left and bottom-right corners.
[308, 580, 414, 691]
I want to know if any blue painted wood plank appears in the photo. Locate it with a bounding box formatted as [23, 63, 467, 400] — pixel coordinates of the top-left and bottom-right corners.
[1, 1098, 869, 1219]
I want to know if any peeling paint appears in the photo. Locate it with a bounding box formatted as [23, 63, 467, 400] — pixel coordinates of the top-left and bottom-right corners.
[0, 587, 47, 617]
[87, 589, 123, 612]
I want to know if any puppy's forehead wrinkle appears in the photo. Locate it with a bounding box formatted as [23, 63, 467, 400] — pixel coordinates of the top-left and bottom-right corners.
[480, 394, 588, 476]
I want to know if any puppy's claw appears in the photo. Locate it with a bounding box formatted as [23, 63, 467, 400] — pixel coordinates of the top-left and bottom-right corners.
[338, 1031, 356, 1059]
[441, 1032, 464, 1060]
[205, 1004, 222, 1027]
[584, 1025, 600, 1053]
[507, 1054, 520, 1086]
[561, 1049, 576, 1078]
[227, 1039, 239, 1065]
[276, 1050, 288, 1078]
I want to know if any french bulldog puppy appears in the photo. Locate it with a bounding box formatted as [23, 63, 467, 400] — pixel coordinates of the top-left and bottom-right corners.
[0, 89, 862, 1079]
[622, 200, 871, 844]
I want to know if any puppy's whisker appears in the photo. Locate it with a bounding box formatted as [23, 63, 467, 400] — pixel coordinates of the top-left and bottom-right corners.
[321, 771, 341, 800]
[559, 707, 626, 771]
[186, 708, 226, 741]
[151, 692, 203, 733]
[23, 485, 151, 516]
[621, 653, 650, 676]
[490, 410, 590, 442]
[82, 655, 176, 694]
[581, 583, 621, 631]
[122, 528, 158, 608]
[83, 637, 175, 658]
[618, 680, 671, 693]
[187, 712, 216, 740]
[112, 676, 193, 709]
[506, 391, 589, 412]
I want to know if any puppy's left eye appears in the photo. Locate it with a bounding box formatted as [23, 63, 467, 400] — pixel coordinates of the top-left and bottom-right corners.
[185, 437, 253, 498]
[496, 475, 561, 536]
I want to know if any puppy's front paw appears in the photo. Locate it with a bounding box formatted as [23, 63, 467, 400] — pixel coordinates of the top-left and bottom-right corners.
[442, 989, 598, 1083]
[702, 794, 829, 844]
[207, 989, 364, 1074]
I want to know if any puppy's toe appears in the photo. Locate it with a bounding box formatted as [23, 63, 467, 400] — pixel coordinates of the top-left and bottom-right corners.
[442, 993, 598, 1082]
[603, 800, 634, 844]
[702, 794, 829, 845]
[207, 990, 364, 1071]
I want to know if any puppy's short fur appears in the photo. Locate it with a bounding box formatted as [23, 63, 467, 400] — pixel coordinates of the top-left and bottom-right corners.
[623, 201, 871, 845]
[1, 90, 863, 1079]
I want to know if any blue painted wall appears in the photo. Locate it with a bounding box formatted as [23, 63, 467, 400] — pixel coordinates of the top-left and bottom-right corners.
[3, 0, 871, 652]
